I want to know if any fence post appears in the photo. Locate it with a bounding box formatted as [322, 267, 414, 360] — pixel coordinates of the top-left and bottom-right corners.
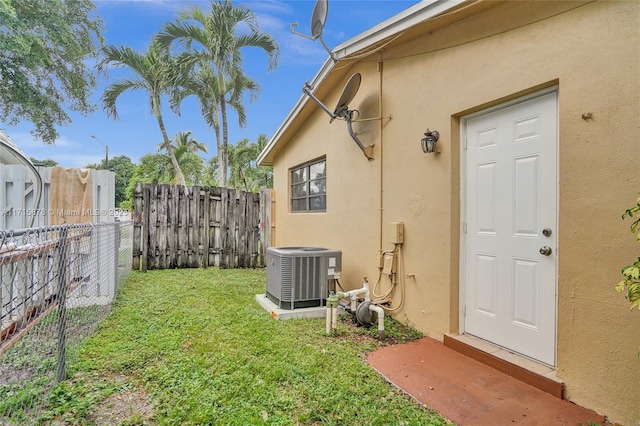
[56, 226, 69, 382]
[114, 219, 121, 301]
[36, 239, 47, 308]
[141, 185, 151, 272]
[0, 264, 4, 323]
[132, 183, 142, 270]
[202, 187, 210, 268]
[259, 189, 274, 265]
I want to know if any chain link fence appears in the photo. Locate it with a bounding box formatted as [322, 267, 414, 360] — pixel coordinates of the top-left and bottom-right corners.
[0, 221, 133, 425]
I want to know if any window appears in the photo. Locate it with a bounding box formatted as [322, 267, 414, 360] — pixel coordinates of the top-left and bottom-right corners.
[290, 158, 326, 212]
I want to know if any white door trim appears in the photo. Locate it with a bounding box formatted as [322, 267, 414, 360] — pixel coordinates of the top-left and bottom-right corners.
[459, 87, 559, 365]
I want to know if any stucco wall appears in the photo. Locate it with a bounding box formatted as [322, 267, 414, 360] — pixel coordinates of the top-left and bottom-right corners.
[271, 63, 384, 289]
[270, 1, 640, 423]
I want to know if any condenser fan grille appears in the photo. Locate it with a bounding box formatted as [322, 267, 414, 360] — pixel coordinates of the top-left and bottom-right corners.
[266, 246, 341, 310]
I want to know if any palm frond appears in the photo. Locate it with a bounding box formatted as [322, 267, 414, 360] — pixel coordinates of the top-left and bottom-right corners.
[101, 79, 149, 119]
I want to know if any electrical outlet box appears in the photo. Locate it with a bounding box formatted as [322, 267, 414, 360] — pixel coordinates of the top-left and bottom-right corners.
[390, 222, 404, 244]
[382, 253, 397, 275]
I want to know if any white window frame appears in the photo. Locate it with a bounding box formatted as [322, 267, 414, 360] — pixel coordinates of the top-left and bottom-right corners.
[290, 158, 326, 213]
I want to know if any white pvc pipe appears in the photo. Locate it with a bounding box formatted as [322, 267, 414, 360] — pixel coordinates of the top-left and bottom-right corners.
[369, 304, 385, 339]
[363, 279, 371, 302]
[341, 278, 371, 311]
[335, 288, 365, 312]
[326, 279, 373, 334]
[342, 287, 366, 299]
[331, 307, 338, 330]
[326, 306, 332, 334]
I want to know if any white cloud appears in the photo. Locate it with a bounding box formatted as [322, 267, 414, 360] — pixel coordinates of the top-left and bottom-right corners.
[0, 132, 103, 167]
[283, 33, 326, 57]
[247, 2, 329, 66]
[45, 154, 106, 168]
[246, 1, 293, 16]
[95, 0, 199, 12]
[6, 132, 74, 149]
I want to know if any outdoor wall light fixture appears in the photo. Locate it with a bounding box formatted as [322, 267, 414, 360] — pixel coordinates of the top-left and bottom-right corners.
[421, 129, 440, 154]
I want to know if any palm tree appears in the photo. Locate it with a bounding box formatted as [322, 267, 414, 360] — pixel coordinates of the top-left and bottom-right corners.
[157, 131, 207, 157]
[158, 131, 208, 185]
[253, 134, 273, 189]
[225, 134, 273, 192]
[156, 0, 279, 188]
[170, 65, 258, 175]
[173, 131, 208, 157]
[204, 156, 220, 187]
[99, 42, 187, 187]
[228, 138, 254, 192]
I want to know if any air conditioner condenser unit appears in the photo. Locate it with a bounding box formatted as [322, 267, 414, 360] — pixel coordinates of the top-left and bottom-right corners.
[266, 246, 342, 310]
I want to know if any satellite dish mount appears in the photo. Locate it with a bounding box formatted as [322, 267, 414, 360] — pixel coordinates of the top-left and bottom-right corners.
[303, 73, 374, 160]
[290, 0, 337, 62]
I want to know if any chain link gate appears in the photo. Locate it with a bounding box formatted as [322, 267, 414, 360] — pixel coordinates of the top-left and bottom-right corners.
[0, 221, 133, 424]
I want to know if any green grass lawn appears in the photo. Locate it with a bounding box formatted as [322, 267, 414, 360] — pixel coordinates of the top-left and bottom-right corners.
[42, 268, 450, 425]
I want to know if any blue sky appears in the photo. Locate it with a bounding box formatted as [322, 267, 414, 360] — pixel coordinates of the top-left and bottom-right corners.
[5, 0, 419, 168]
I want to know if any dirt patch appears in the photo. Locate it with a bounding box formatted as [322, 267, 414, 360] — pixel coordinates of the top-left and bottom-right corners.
[337, 313, 422, 346]
[91, 385, 155, 425]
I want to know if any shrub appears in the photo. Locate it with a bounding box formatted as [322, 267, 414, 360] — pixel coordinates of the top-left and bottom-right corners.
[615, 196, 640, 310]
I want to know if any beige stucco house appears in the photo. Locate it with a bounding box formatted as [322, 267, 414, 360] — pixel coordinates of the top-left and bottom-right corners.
[258, 1, 640, 423]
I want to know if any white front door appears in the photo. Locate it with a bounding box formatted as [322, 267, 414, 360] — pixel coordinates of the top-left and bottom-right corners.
[463, 91, 558, 366]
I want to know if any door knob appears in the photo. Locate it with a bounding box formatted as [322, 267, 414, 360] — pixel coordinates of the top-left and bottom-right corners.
[539, 246, 552, 256]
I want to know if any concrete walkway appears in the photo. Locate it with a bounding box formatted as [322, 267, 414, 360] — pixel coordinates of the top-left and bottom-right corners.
[367, 337, 606, 425]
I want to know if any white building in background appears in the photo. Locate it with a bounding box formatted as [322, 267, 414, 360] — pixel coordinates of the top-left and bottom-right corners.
[0, 130, 116, 230]
[0, 130, 121, 314]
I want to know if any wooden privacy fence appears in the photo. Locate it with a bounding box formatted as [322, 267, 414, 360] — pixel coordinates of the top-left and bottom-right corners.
[132, 184, 273, 270]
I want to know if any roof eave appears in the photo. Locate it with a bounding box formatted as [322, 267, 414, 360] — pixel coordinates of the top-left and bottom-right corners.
[257, 57, 335, 166]
[257, 0, 467, 166]
[333, 0, 466, 58]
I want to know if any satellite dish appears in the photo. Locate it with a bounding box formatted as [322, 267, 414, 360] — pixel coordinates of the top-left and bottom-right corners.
[301, 73, 372, 160]
[332, 72, 361, 122]
[290, 0, 337, 61]
[310, 0, 328, 40]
